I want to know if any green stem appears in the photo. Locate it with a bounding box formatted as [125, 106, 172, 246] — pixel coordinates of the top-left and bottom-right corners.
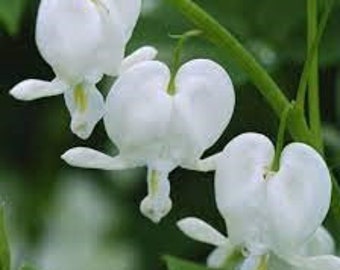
[307, 0, 323, 152]
[271, 104, 293, 171]
[168, 29, 201, 95]
[296, 0, 333, 112]
[165, 0, 313, 145]
[326, 173, 340, 245]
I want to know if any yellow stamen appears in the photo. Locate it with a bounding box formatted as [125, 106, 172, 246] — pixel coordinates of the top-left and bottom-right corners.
[150, 170, 159, 196]
[73, 84, 88, 113]
[257, 255, 269, 270]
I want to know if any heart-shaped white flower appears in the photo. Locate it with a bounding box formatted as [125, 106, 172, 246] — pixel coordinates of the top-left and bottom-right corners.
[177, 133, 339, 270]
[62, 59, 235, 222]
[215, 133, 331, 254]
[9, 0, 154, 139]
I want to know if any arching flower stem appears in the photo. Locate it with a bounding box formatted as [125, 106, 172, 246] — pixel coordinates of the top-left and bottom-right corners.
[271, 103, 293, 172]
[167, 29, 202, 95]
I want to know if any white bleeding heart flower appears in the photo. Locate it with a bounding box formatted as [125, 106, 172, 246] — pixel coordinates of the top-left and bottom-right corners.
[9, 0, 152, 140]
[62, 59, 235, 223]
[177, 133, 340, 269]
[178, 218, 337, 269]
[178, 219, 337, 269]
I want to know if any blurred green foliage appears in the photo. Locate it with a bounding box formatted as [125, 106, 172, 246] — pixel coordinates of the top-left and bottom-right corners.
[0, 0, 28, 35]
[0, 207, 10, 270]
[0, 0, 340, 270]
[165, 256, 211, 270]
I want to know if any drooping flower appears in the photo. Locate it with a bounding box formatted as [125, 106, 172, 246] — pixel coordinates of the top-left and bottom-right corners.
[62, 59, 235, 223]
[178, 218, 336, 269]
[178, 133, 340, 269]
[10, 0, 148, 139]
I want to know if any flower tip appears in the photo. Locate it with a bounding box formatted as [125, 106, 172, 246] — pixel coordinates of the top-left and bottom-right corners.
[71, 119, 92, 140]
[9, 85, 25, 100]
[176, 217, 195, 231]
[120, 45, 159, 74]
[140, 196, 172, 223]
[60, 149, 78, 166]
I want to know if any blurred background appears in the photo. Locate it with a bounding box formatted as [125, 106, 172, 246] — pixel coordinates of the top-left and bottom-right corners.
[0, 0, 340, 269]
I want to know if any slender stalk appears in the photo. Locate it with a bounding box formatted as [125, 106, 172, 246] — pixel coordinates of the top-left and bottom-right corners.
[307, 0, 323, 152]
[271, 104, 292, 171]
[296, 0, 333, 111]
[165, 0, 313, 145]
[168, 30, 201, 95]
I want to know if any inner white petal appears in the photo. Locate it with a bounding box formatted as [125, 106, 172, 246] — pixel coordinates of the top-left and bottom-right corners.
[139, 168, 173, 223]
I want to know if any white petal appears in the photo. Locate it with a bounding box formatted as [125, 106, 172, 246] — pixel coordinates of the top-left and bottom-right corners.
[215, 133, 274, 249]
[267, 143, 331, 253]
[61, 147, 133, 170]
[181, 153, 222, 172]
[95, 3, 126, 77]
[168, 59, 235, 164]
[268, 253, 295, 270]
[9, 79, 64, 101]
[120, 46, 158, 74]
[207, 243, 236, 269]
[177, 217, 227, 246]
[140, 169, 172, 223]
[298, 227, 335, 256]
[64, 83, 105, 139]
[104, 61, 172, 165]
[240, 255, 263, 270]
[286, 255, 340, 270]
[36, 0, 125, 81]
[106, 0, 141, 41]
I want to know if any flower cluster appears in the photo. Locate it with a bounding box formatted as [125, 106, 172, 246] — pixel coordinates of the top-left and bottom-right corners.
[9, 0, 340, 269]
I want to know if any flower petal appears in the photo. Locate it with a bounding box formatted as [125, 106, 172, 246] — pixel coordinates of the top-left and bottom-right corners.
[36, 0, 125, 81]
[286, 255, 340, 270]
[298, 227, 335, 256]
[181, 153, 222, 172]
[267, 143, 331, 253]
[177, 217, 227, 246]
[240, 255, 264, 270]
[9, 79, 64, 101]
[64, 83, 105, 139]
[120, 46, 158, 74]
[104, 61, 172, 165]
[169, 59, 235, 164]
[268, 228, 335, 270]
[61, 147, 133, 170]
[215, 133, 274, 249]
[140, 169, 172, 223]
[107, 0, 141, 41]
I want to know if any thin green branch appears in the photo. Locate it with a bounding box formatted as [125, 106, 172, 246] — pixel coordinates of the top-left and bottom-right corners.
[168, 29, 202, 95]
[296, 0, 334, 112]
[307, 0, 323, 152]
[271, 103, 293, 172]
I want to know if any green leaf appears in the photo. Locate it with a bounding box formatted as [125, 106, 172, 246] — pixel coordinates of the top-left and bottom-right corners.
[0, 0, 28, 35]
[164, 256, 212, 270]
[0, 206, 10, 270]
